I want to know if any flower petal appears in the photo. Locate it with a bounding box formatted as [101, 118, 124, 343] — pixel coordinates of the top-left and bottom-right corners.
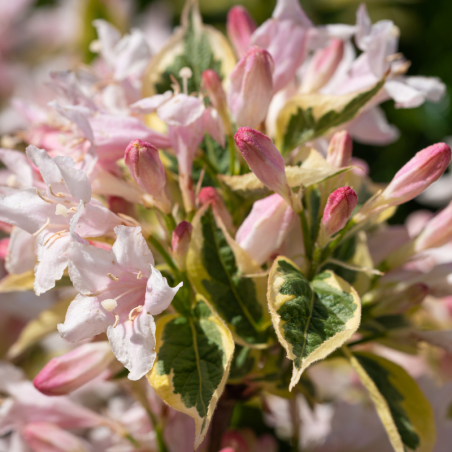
[145, 266, 182, 316]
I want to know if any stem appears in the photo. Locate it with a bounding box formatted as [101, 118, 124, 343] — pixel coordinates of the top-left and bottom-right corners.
[321, 219, 355, 263]
[208, 389, 235, 452]
[148, 235, 177, 273]
[146, 409, 168, 452]
[125, 434, 140, 448]
[289, 397, 300, 452]
[308, 245, 322, 280]
[299, 210, 313, 261]
[162, 211, 177, 234]
[196, 154, 220, 186]
[228, 135, 236, 175]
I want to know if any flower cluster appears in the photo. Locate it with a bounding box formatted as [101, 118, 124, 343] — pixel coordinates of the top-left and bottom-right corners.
[0, 1, 451, 451]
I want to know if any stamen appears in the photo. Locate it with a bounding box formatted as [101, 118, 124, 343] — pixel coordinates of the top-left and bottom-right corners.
[32, 218, 50, 236]
[113, 314, 120, 328]
[6, 174, 18, 188]
[170, 74, 180, 94]
[137, 271, 143, 280]
[108, 273, 119, 282]
[128, 305, 143, 322]
[179, 67, 192, 95]
[36, 189, 53, 204]
[43, 229, 67, 246]
[55, 204, 69, 217]
[48, 184, 72, 199]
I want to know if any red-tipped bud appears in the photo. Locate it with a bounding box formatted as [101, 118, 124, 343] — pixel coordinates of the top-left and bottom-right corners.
[372, 283, 429, 316]
[23, 422, 89, 452]
[382, 142, 451, 205]
[234, 128, 292, 206]
[320, 187, 358, 243]
[171, 221, 193, 270]
[33, 342, 114, 396]
[226, 5, 257, 59]
[0, 237, 8, 261]
[415, 201, 452, 252]
[326, 130, 353, 168]
[199, 187, 234, 232]
[301, 38, 344, 94]
[124, 139, 170, 213]
[228, 47, 274, 129]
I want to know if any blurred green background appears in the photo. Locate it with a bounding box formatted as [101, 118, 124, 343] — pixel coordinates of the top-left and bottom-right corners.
[35, 0, 452, 222]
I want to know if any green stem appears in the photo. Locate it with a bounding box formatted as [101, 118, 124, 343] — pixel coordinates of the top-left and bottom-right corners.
[162, 211, 177, 234]
[125, 433, 140, 448]
[196, 154, 220, 186]
[308, 245, 322, 280]
[148, 235, 177, 273]
[228, 135, 236, 175]
[321, 219, 355, 263]
[299, 210, 313, 261]
[146, 409, 168, 452]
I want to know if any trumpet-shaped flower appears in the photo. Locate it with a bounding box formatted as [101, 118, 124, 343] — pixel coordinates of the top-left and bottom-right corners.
[0, 145, 122, 294]
[58, 225, 182, 381]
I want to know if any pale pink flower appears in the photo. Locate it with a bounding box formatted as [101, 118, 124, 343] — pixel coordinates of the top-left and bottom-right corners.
[326, 131, 353, 168]
[58, 226, 182, 381]
[198, 187, 234, 233]
[171, 221, 193, 271]
[227, 47, 274, 129]
[236, 193, 293, 265]
[33, 342, 114, 396]
[0, 146, 122, 294]
[226, 6, 257, 59]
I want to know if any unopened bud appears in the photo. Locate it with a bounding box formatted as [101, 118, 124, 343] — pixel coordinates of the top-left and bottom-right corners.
[228, 47, 274, 129]
[372, 283, 429, 316]
[202, 70, 232, 136]
[414, 201, 452, 252]
[301, 38, 344, 94]
[171, 221, 193, 270]
[382, 142, 451, 205]
[33, 342, 114, 396]
[124, 139, 170, 213]
[326, 130, 353, 168]
[23, 422, 89, 452]
[319, 187, 358, 244]
[234, 127, 292, 206]
[199, 187, 234, 233]
[226, 5, 257, 59]
[356, 142, 451, 222]
[0, 238, 8, 261]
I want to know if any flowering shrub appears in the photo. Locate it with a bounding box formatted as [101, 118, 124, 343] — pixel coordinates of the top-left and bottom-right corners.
[1, 0, 452, 451]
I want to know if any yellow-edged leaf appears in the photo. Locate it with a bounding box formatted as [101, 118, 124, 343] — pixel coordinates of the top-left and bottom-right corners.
[0, 271, 34, 293]
[267, 257, 361, 390]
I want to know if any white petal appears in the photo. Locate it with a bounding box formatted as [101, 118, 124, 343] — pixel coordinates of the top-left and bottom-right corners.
[53, 157, 92, 203]
[145, 266, 182, 316]
[6, 227, 35, 274]
[385, 79, 424, 109]
[347, 107, 400, 145]
[157, 94, 205, 127]
[404, 76, 446, 103]
[0, 188, 58, 234]
[107, 308, 156, 381]
[34, 233, 70, 295]
[93, 19, 121, 69]
[58, 293, 112, 342]
[50, 102, 94, 143]
[130, 91, 173, 114]
[112, 226, 154, 273]
[73, 200, 122, 238]
[0, 148, 33, 188]
[66, 240, 115, 294]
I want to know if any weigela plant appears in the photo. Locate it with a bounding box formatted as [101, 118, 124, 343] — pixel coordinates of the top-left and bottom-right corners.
[0, 0, 451, 451]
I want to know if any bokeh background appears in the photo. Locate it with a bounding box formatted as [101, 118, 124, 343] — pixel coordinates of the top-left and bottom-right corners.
[4, 0, 451, 224]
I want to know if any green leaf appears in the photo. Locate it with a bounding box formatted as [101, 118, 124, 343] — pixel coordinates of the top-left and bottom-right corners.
[143, 0, 236, 97]
[187, 205, 272, 347]
[267, 257, 361, 390]
[344, 349, 436, 452]
[148, 297, 234, 449]
[276, 78, 386, 154]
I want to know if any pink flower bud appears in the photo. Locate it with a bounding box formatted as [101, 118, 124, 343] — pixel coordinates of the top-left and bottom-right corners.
[226, 5, 257, 59]
[301, 38, 344, 94]
[0, 237, 9, 261]
[124, 139, 170, 213]
[171, 221, 193, 270]
[234, 128, 292, 205]
[236, 193, 293, 265]
[202, 70, 228, 119]
[23, 422, 89, 452]
[415, 201, 452, 252]
[372, 283, 429, 316]
[326, 130, 353, 168]
[228, 47, 274, 129]
[382, 142, 451, 205]
[33, 342, 114, 396]
[321, 187, 358, 241]
[199, 187, 234, 233]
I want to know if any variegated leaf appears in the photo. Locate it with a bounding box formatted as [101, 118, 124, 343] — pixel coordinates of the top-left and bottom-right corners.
[147, 297, 234, 449]
[267, 257, 361, 390]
